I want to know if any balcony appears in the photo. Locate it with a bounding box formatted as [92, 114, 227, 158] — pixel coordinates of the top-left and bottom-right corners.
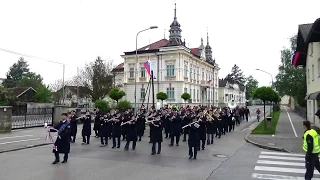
[165, 76, 176, 81]
[139, 77, 147, 82]
[128, 78, 135, 83]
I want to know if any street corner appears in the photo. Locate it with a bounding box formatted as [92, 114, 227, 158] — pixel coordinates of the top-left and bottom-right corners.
[244, 134, 291, 153]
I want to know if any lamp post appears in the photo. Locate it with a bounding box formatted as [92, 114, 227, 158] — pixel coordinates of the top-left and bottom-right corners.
[134, 26, 158, 116]
[256, 68, 274, 116]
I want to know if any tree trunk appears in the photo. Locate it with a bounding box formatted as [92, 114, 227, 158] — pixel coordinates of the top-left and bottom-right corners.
[263, 101, 266, 131]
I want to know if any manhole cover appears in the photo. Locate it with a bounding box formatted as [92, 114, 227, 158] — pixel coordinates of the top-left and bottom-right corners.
[213, 154, 228, 158]
[267, 143, 275, 146]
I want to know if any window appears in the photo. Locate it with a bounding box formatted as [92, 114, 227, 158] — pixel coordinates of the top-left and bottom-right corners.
[190, 67, 193, 79]
[197, 90, 199, 100]
[140, 88, 146, 99]
[184, 64, 188, 77]
[184, 88, 187, 93]
[308, 69, 310, 83]
[140, 67, 145, 78]
[312, 64, 315, 81]
[167, 65, 175, 76]
[190, 89, 192, 99]
[202, 72, 204, 81]
[129, 68, 134, 78]
[318, 58, 320, 77]
[193, 89, 195, 100]
[166, 88, 175, 99]
[197, 68, 199, 81]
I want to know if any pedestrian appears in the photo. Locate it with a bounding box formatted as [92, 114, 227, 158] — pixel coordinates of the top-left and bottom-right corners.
[244, 106, 250, 122]
[149, 115, 162, 155]
[302, 120, 320, 180]
[51, 113, 71, 164]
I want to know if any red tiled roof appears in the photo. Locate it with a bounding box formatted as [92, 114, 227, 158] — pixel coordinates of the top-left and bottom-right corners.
[112, 63, 124, 72]
[190, 48, 199, 56]
[138, 39, 170, 51]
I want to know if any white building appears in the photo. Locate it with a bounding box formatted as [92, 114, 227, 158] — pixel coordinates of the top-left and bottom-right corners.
[111, 63, 124, 90]
[55, 86, 92, 108]
[217, 78, 246, 106]
[120, 4, 220, 107]
[293, 18, 320, 126]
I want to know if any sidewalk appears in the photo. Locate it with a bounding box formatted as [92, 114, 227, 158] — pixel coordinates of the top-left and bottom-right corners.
[245, 107, 305, 153]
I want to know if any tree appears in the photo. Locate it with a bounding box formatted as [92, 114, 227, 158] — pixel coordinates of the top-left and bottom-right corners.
[116, 100, 132, 112]
[94, 100, 110, 113]
[274, 35, 306, 107]
[245, 75, 259, 99]
[0, 87, 16, 106]
[181, 92, 191, 105]
[34, 85, 52, 103]
[18, 72, 43, 89]
[2, 57, 30, 88]
[156, 92, 168, 105]
[108, 88, 126, 104]
[252, 86, 276, 131]
[225, 64, 246, 85]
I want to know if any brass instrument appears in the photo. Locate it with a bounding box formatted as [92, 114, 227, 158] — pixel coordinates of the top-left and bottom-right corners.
[182, 120, 201, 129]
[120, 118, 137, 126]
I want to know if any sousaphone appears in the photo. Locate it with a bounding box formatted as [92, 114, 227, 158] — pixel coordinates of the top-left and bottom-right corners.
[228, 100, 237, 109]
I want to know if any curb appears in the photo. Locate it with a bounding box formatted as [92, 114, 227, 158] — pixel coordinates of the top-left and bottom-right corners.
[0, 143, 52, 154]
[244, 134, 292, 153]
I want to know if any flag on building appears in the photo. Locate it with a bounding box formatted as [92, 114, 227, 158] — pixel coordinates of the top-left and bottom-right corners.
[292, 51, 300, 66]
[144, 60, 151, 76]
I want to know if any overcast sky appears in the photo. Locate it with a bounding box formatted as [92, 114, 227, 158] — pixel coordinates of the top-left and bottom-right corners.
[0, 0, 319, 87]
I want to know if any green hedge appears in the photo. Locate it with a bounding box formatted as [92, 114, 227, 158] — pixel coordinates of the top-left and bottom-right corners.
[251, 111, 280, 134]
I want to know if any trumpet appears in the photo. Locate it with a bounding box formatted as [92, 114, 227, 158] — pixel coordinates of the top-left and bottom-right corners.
[182, 120, 200, 129]
[120, 119, 136, 126]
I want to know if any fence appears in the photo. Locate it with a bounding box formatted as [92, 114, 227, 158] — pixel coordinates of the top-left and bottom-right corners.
[12, 107, 53, 129]
[294, 106, 307, 120]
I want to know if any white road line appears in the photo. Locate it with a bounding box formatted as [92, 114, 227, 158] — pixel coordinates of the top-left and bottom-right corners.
[259, 155, 304, 161]
[261, 151, 305, 157]
[0, 135, 33, 140]
[254, 166, 319, 174]
[0, 138, 41, 145]
[251, 173, 320, 180]
[284, 106, 298, 138]
[257, 160, 304, 167]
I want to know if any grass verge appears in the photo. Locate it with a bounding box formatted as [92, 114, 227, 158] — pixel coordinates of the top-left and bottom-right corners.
[251, 111, 280, 134]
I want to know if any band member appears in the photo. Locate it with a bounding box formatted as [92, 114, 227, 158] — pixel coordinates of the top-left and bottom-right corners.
[169, 110, 182, 146]
[112, 112, 122, 148]
[186, 118, 200, 159]
[244, 106, 250, 122]
[150, 115, 162, 155]
[230, 109, 236, 131]
[206, 110, 215, 145]
[121, 110, 130, 141]
[136, 111, 146, 141]
[182, 111, 191, 141]
[52, 113, 71, 164]
[235, 108, 241, 125]
[93, 108, 101, 138]
[163, 110, 171, 138]
[198, 111, 207, 150]
[81, 111, 91, 145]
[124, 116, 137, 151]
[216, 110, 223, 138]
[99, 114, 109, 147]
[69, 110, 78, 143]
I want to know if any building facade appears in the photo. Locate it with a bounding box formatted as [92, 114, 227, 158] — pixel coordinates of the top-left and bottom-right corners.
[217, 79, 246, 106]
[120, 4, 220, 107]
[292, 18, 320, 126]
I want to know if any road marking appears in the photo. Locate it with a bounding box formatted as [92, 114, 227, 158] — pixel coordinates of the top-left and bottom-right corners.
[251, 173, 320, 180]
[254, 166, 318, 174]
[0, 135, 33, 140]
[260, 151, 304, 157]
[0, 138, 41, 145]
[257, 160, 304, 166]
[259, 155, 304, 161]
[284, 106, 298, 138]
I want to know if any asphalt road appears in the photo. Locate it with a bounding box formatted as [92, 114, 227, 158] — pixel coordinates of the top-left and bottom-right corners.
[0, 106, 268, 180]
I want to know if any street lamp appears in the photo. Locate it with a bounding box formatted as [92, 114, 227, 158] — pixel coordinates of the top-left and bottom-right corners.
[255, 68, 274, 116]
[134, 26, 158, 116]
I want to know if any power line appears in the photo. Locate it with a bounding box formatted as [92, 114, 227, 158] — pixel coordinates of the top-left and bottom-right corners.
[0, 47, 65, 65]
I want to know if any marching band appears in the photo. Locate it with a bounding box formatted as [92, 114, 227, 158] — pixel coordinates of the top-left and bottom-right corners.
[47, 103, 251, 164]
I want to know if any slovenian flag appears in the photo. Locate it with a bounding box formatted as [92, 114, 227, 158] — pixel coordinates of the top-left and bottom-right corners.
[292, 51, 300, 66]
[144, 60, 151, 76]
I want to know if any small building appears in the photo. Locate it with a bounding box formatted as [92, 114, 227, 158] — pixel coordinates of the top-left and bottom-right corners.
[55, 86, 92, 107]
[292, 18, 320, 126]
[111, 63, 124, 89]
[9, 87, 37, 102]
[218, 79, 246, 106]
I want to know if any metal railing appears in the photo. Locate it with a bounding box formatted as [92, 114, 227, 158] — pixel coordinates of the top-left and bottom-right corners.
[294, 106, 307, 120]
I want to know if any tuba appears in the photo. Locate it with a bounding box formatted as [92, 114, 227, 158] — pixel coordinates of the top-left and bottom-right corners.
[228, 100, 237, 109]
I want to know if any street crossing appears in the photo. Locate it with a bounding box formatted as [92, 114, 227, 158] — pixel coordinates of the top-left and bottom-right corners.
[251, 151, 320, 180]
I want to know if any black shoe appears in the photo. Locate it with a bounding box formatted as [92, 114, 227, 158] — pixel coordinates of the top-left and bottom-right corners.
[151, 152, 156, 155]
[117, 146, 120, 148]
[183, 139, 186, 142]
[176, 144, 179, 146]
[193, 157, 197, 159]
[211, 141, 213, 144]
[112, 146, 116, 149]
[157, 152, 161, 154]
[189, 156, 193, 159]
[52, 160, 59, 164]
[124, 148, 128, 151]
[61, 160, 67, 163]
[169, 144, 173, 146]
[202, 147, 205, 150]
[139, 139, 141, 141]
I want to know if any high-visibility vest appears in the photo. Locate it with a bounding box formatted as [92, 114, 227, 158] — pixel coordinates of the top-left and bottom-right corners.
[302, 129, 320, 153]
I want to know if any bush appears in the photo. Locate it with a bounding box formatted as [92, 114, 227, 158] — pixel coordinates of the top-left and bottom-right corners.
[116, 100, 132, 112]
[251, 111, 280, 134]
[94, 100, 110, 113]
